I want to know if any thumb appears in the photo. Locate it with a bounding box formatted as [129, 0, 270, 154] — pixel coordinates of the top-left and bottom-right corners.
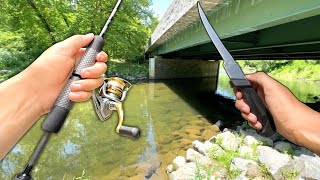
[54, 33, 95, 55]
[245, 72, 269, 90]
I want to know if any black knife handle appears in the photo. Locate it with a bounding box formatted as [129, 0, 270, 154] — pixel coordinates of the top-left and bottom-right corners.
[231, 79, 277, 137]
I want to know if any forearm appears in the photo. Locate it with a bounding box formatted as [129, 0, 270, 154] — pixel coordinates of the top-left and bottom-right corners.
[293, 104, 320, 154]
[0, 70, 43, 159]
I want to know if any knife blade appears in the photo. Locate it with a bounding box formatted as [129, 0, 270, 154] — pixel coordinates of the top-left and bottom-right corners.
[197, 2, 276, 137]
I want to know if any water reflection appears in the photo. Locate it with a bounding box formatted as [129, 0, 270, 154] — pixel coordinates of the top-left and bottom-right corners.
[1, 74, 319, 179]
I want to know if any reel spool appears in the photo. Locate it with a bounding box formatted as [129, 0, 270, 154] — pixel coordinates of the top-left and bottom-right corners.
[93, 77, 140, 139]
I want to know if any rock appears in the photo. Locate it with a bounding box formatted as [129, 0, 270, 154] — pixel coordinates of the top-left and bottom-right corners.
[234, 175, 249, 180]
[203, 141, 215, 155]
[186, 148, 204, 163]
[202, 129, 218, 140]
[214, 120, 224, 128]
[198, 156, 213, 166]
[257, 146, 292, 179]
[216, 131, 240, 151]
[166, 164, 173, 174]
[169, 162, 197, 180]
[239, 146, 254, 157]
[278, 159, 305, 179]
[270, 132, 287, 142]
[209, 144, 226, 158]
[274, 141, 293, 153]
[185, 128, 201, 136]
[192, 140, 206, 155]
[188, 134, 204, 142]
[172, 156, 186, 171]
[230, 158, 260, 178]
[180, 138, 193, 147]
[240, 129, 273, 146]
[212, 168, 228, 179]
[294, 146, 317, 157]
[298, 154, 320, 180]
[244, 135, 260, 147]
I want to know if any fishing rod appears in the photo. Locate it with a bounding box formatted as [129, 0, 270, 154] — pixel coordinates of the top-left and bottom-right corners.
[14, 0, 139, 179]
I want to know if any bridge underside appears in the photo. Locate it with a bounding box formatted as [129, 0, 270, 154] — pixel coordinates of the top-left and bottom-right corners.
[162, 14, 320, 60]
[146, 0, 320, 60]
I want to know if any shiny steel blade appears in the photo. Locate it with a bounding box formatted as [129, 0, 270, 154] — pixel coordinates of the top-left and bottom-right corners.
[197, 2, 245, 79]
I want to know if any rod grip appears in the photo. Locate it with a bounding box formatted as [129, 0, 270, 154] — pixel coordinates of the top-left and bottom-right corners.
[119, 126, 140, 139]
[42, 35, 104, 133]
[231, 79, 277, 137]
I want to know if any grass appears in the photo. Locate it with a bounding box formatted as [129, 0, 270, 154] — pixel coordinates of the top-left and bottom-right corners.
[259, 164, 273, 180]
[281, 169, 299, 180]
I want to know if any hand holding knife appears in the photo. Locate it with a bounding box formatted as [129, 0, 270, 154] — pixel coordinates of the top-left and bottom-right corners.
[197, 2, 276, 137]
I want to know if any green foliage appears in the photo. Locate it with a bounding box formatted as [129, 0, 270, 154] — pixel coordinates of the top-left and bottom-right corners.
[259, 164, 273, 179]
[271, 60, 320, 81]
[244, 60, 291, 72]
[0, 0, 158, 79]
[281, 169, 299, 180]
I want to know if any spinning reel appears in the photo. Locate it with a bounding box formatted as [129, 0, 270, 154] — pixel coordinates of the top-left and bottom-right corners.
[92, 77, 140, 139]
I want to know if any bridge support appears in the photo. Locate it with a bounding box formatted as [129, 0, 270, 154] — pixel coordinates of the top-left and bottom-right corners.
[149, 56, 219, 80]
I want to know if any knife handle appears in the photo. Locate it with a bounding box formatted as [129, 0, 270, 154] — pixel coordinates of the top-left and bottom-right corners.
[231, 79, 277, 137]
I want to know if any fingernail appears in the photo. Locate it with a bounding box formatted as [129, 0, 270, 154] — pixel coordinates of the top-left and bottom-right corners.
[72, 83, 82, 91]
[86, 33, 94, 37]
[248, 114, 253, 121]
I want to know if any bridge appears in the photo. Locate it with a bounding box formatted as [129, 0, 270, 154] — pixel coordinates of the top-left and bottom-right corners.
[145, 0, 320, 79]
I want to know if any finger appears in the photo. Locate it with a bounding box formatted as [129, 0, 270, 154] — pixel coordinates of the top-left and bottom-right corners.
[74, 48, 86, 65]
[235, 99, 250, 114]
[248, 121, 262, 130]
[70, 78, 104, 92]
[69, 91, 93, 102]
[56, 34, 94, 56]
[81, 62, 107, 79]
[241, 112, 258, 124]
[96, 51, 108, 62]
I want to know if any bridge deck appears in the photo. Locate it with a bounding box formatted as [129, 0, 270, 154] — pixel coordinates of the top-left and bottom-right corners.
[146, 0, 320, 60]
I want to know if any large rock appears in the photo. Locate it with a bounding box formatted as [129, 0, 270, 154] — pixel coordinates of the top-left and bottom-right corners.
[230, 158, 260, 178]
[298, 154, 320, 180]
[239, 146, 254, 157]
[203, 141, 215, 155]
[216, 131, 240, 151]
[172, 156, 186, 171]
[274, 141, 293, 153]
[192, 140, 206, 155]
[169, 162, 197, 180]
[240, 129, 273, 146]
[257, 146, 292, 179]
[186, 148, 204, 163]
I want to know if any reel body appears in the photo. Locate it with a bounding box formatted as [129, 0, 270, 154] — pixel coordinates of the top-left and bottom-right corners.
[92, 77, 140, 139]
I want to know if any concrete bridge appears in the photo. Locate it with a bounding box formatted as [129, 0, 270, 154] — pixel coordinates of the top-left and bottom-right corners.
[145, 0, 320, 79]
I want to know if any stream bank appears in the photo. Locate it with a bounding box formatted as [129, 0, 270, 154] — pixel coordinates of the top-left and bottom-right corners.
[167, 123, 320, 180]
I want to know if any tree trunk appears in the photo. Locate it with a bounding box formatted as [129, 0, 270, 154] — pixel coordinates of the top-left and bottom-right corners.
[26, 0, 56, 44]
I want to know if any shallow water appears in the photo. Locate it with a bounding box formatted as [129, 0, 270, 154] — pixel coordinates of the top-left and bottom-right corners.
[1, 74, 319, 179]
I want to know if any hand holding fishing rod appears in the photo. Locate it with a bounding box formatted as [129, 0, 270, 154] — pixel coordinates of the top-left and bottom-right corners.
[15, 0, 139, 179]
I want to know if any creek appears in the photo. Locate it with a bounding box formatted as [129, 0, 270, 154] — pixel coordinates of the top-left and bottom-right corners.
[1, 73, 319, 179]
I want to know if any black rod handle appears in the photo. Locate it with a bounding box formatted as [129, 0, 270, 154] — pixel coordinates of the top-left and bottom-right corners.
[42, 36, 104, 133]
[231, 79, 277, 137]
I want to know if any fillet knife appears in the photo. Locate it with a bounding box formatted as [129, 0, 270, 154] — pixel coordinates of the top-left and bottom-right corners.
[197, 2, 276, 137]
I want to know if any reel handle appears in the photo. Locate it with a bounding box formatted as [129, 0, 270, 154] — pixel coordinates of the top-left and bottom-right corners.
[119, 126, 140, 139]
